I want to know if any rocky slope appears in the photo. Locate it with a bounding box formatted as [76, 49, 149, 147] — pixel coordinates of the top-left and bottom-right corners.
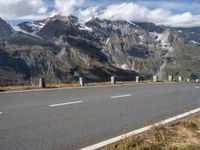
[0, 15, 200, 85]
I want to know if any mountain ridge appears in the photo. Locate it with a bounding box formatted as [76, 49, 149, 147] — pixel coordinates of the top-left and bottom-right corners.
[0, 15, 199, 85]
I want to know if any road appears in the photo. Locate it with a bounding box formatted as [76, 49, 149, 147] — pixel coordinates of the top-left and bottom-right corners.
[0, 83, 200, 150]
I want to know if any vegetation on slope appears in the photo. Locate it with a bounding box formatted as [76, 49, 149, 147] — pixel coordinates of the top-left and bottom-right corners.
[105, 113, 200, 150]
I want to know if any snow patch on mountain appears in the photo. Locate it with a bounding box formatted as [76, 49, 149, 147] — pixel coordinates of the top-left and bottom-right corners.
[127, 21, 139, 28]
[190, 40, 200, 45]
[121, 64, 130, 70]
[150, 31, 175, 79]
[150, 31, 173, 51]
[78, 24, 93, 32]
[27, 22, 44, 30]
[12, 25, 42, 39]
[138, 35, 144, 44]
[106, 38, 110, 45]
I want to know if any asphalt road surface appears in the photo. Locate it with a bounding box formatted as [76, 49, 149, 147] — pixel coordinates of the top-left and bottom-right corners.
[0, 83, 200, 150]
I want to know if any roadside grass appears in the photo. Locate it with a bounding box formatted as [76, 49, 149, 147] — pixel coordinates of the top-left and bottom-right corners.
[0, 80, 153, 92]
[0, 85, 38, 91]
[0, 80, 198, 92]
[0, 83, 80, 91]
[105, 113, 200, 150]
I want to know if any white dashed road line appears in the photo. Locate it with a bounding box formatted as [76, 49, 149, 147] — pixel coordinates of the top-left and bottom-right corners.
[49, 101, 83, 107]
[111, 94, 132, 99]
[0, 112, 2, 115]
[195, 86, 200, 89]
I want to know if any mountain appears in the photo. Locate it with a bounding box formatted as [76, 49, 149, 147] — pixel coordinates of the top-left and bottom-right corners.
[0, 15, 200, 86]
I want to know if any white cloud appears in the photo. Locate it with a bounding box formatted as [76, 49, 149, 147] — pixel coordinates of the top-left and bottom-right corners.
[18, 14, 49, 20]
[164, 12, 200, 27]
[53, 0, 99, 22]
[54, 0, 85, 16]
[99, 3, 149, 22]
[0, 0, 48, 20]
[98, 2, 200, 27]
[1, 0, 200, 27]
[78, 6, 99, 21]
[38, 7, 48, 14]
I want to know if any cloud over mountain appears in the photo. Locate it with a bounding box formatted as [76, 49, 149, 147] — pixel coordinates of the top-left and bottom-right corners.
[54, 0, 85, 16]
[98, 2, 200, 27]
[0, 0, 47, 19]
[1, 0, 200, 27]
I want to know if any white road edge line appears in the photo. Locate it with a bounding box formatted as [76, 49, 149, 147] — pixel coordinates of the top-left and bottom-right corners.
[80, 107, 200, 150]
[49, 101, 83, 107]
[111, 94, 132, 99]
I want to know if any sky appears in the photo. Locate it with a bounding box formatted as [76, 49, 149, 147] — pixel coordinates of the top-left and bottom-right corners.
[1, 0, 200, 27]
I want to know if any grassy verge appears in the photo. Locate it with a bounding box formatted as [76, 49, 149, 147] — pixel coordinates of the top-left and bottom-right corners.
[0, 80, 155, 92]
[0, 85, 39, 92]
[0, 80, 196, 92]
[105, 113, 200, 150]
[0, 83, 80, 92]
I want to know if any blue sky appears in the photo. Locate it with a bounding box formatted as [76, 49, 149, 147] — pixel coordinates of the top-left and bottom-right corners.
[1, 0, 200, 27]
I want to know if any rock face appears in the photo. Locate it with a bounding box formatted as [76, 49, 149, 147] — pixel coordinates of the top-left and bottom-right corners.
[0, 18, 14, 38]
[0, 15, 200, 85]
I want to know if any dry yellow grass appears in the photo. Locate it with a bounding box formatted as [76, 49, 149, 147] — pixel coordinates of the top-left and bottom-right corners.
[105, 113, 200, 150]
[0, 80, 154, 92]
[0, 83, 80, 91]
[0, 85, 38, 91]
[0, 79, 185, 92]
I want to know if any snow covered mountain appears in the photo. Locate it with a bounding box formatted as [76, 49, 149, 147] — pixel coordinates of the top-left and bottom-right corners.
[0, 15, 200, 85]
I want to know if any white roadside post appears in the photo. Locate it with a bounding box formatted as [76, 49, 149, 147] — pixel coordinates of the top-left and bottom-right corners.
[39, 78, 46, 88]
[153, 76, 158, 82]
[187, 78, 191, 82]
[178, 76, 183, 82]
[111, 76, 116, 84]
[168, 75, 173, 82]
[79, 77, 85, 86]
[196, 79, 199, 83]
[136, 76, 140, 83]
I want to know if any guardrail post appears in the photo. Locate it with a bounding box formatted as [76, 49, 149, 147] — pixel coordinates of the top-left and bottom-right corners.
[178, 76, 183, 82]
[168, 75, 173, 82]
[187, 78, 190, 82]
[111, 76, 116, 84]
[136, 76, 140, 83]
[79, 77, 85, 86]
[153, 76, 158, 82]
[39, 78, 46, 88]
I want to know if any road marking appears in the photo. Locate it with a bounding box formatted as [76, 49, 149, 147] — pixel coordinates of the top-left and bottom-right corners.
[0, 112, 2, 115]
[195, 86, 200, 89]
[49, 101, 83, 107]
[111, 94, 132, 99]
[80, 107, 200, 150]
